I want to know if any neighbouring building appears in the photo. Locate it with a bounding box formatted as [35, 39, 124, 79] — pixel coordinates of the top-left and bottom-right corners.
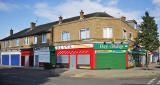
[0, 22, 55, 67]
[0, 10, 138, 69]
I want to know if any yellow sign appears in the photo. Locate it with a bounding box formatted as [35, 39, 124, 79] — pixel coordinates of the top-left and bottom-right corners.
[73, 44, 92, 48]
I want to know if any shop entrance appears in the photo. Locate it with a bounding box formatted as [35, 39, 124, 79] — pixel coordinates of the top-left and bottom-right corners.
[70, 55, 76, 69]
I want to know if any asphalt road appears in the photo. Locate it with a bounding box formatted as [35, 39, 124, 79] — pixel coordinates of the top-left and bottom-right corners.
[0, 67, 158, 85]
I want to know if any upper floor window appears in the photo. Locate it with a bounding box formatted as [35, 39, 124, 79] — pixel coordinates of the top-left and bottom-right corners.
[15, 39, 19, 46]
[42, 34, 47, 43]
[129, 32, 132, 40]
[4, 41, 6, 48]
[33, 36, 37, 44]
[24, 37, 29, 45]
[103, 28, 112, 38]
[9, 40, 12, 47]
[62, 32, 70, 41]
[123, 29, 127, 39]
[80, 28, 89, 39]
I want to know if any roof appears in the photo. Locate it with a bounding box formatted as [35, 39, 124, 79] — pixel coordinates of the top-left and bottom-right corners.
[127, 20, 137, 24]
[1, 12, 113, 41]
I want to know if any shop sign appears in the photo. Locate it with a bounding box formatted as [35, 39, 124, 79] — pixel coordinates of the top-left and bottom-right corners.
[94, 43, 128, 50]
[95, 50, 126, 54]
[55, 44, 93, 49]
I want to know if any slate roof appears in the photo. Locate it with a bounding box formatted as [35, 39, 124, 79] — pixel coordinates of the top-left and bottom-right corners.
[0, 12, 113, 41]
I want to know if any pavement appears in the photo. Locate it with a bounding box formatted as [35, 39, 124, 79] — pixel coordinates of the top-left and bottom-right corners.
[60, 63, 160, 79]
[1, 64, 160, 85]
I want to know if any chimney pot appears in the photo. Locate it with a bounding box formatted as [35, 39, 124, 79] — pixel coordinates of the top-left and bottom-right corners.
[59, 16, 63, 24]
[10, 28, 13, 36]
[30, 22, 36, 29]
[121, 16, 126, 21]
[80, 10, 84, 19]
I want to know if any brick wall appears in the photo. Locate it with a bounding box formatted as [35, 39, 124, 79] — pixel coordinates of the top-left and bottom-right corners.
[53, 17, 138, 46]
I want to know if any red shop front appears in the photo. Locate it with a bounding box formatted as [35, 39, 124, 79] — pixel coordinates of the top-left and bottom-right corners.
[21, 49, 34, 67]
[56, 48, 95, 69]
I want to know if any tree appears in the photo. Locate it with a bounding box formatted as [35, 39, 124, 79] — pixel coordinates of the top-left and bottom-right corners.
[135, 11, 160, 52]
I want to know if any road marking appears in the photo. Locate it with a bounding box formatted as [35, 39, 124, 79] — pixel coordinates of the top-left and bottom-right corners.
[147, 78, 156, 84]
[156, 80, 160, 84]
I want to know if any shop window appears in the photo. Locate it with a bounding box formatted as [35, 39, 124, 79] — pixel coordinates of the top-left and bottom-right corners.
[123, 29, 127, 39]
[42, 34, 47, 43]
[103, 28, 112, 38]
[9, 40, 12, 47]
[33, 36, 37, 44]
[15, 38, 19, 46]
[24, 37, 29, 45]
[80, 28, 90, 39]
[62, 32, 70, 41]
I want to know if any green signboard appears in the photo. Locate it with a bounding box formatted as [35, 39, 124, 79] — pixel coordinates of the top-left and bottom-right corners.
[94, 43, 128, 50]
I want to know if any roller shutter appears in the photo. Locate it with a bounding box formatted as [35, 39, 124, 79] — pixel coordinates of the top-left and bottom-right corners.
[77, 55, 90, 65]
[11, 54, 20, 66]
[57, 55, 68, 63]
[2, 55, 9, 65]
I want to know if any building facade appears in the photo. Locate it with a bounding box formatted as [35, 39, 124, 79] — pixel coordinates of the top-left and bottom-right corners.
[0, 10, 138, 69]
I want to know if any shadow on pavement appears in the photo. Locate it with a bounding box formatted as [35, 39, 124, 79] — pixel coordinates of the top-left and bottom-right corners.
[0, 67, 67, 85]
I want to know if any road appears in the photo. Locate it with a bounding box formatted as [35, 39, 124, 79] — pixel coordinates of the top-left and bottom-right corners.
[0, 67, 159, 85]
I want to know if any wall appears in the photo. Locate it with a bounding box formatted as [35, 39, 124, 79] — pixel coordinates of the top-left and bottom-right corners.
[53, 17, 138, 46]
[1, 33, 52, 51]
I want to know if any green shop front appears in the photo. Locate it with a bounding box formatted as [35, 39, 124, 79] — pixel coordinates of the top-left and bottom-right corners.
[94, 43, 130, 69]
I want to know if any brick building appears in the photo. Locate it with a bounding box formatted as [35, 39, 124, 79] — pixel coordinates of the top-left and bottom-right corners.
[0, 10, 138, 69]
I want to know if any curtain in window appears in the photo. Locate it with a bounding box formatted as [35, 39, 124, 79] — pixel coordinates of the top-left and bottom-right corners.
[34, 36, 37, 44]
[9, 40, 12, 47]
[80, 28, 89, 39]
[62, 32, 70, 41]
[103, 28, 112, 38]
[42, 34, 46, 43]
[15, 39, 19, 46]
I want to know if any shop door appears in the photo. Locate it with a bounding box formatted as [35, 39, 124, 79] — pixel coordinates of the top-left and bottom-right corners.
[21, 56, 25, 66]
[2, 55, 9, 65]
[70, 55, 76, 69]
[11, 55, 20, 66]
[29, 56, 34, 67]
[34, 55, 39, 67]
[25, 55, 29, 67]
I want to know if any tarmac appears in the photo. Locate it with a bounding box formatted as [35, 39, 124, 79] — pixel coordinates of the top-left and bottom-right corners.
[1, 63, 160, 79]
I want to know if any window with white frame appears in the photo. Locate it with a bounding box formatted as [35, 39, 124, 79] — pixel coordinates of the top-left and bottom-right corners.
[33, 36, 38, 44]
[15, 39, 19, 46]
[129, 32, 132, 40]
[4, 41, 6, 48]
[103, 28, 112, 38]
[9, 40, 12, 47]
[62, 32, 70, 41]
[80, 28, 89, 39]
[123, 29, 127, 39]
[24, 37, 29, 45]
[42, 34, 47, 43]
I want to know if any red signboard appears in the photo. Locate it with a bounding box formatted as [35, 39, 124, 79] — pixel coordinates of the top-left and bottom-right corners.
[21, 51, 33, 56]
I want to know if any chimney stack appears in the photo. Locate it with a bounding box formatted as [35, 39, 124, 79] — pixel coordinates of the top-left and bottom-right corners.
[80, 10, 84, 19]
[121, 16, 126, 21]
[59, 16, 63, 24]
[30, 22, 36, 29]
[10, 28, 13, 36]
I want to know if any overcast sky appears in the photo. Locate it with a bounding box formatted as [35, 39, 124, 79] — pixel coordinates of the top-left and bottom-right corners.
[0, 0, 160, 39]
